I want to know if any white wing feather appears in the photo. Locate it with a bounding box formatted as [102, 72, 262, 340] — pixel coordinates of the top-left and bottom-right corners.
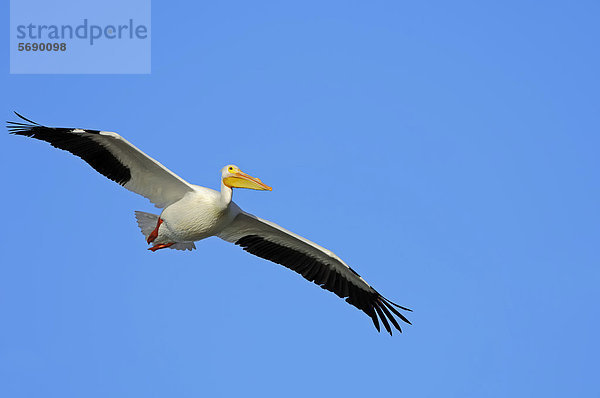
[218, 211, 374, 291]
[94, 131, 195, 207]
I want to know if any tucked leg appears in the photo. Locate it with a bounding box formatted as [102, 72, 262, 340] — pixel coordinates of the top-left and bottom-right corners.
[147, 218, 163, 244]
[148, 243, 175, 252]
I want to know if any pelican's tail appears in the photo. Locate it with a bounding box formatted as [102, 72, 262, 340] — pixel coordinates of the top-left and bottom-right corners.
[134, 211, 196, 251]
[135, 211, 159, 238]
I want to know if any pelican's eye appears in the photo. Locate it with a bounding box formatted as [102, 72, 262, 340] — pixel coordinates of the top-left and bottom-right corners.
[228, 166, 234, 172]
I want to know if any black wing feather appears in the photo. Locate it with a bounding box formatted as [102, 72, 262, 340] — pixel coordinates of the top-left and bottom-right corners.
[7, 112, 131, 186]
[235, 234, 411, 335]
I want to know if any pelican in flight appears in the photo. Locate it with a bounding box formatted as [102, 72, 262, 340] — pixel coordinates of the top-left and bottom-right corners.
[7, 113, 411, 334]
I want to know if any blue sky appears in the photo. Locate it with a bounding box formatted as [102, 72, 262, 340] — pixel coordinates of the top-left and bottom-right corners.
[1, 1, 599, 397]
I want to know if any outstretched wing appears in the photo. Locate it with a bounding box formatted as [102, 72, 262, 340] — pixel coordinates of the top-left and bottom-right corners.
[218, 211, 411, 335]
[7, 112, 195, 208]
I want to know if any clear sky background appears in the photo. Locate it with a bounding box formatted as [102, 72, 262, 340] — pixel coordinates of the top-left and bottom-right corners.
[1, 1, 599, 397]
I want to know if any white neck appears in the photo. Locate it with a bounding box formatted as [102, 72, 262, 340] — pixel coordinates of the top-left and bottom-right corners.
[220, 180, 233, 206]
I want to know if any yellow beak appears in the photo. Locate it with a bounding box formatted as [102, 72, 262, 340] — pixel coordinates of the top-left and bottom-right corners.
[223, 170, 272, 191]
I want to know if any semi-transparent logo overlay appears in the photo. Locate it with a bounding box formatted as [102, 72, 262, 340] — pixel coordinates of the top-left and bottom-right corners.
[10, 0, 151, 74]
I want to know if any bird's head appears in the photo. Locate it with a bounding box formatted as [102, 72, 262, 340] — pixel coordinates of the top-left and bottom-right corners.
[221, 164, 272, 191]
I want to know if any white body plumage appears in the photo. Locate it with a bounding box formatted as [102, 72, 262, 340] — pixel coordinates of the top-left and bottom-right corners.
[156, 186, 235, 243]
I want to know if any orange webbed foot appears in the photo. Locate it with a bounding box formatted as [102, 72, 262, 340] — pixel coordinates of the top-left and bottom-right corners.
[147, 218, 164, 244]
[148, 242, 175, 252]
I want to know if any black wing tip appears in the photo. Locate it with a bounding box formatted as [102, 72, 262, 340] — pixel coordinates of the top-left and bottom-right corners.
[235, 234, 413, 336]
[7, 112, 42, 134]
[381, 296, 413, 312]
[14, 111, 40, 125]
[369, 294, 412, 335]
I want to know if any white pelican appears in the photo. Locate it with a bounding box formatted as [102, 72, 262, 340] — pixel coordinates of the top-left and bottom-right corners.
[8, 112, 411, 334]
